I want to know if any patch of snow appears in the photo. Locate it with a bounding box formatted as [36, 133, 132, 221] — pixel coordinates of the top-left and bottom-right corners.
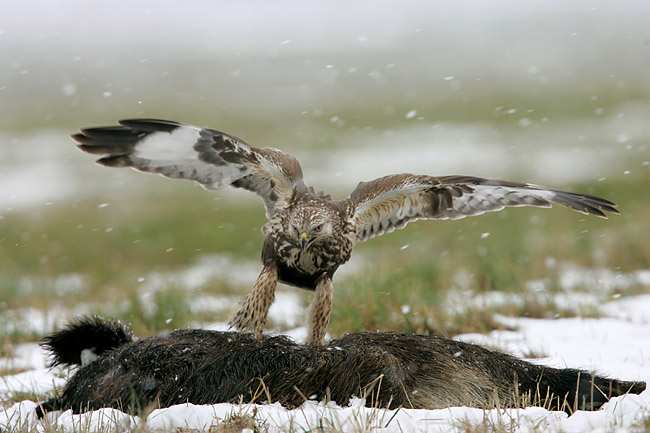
[0, 343, 47, 372]
[445, 264, 649, 317]
[200, 321, 232, 332]
[15, 274, 86, 297]
[0, 162, 77, 210]
[282, 326, 309, 343]
[458, 310, 650, 381]
[267, 291, 304, 328]
[635, 270, 650, 286]
[0, 401, 41, 432]
[146, 403, 228, 431]
[3, 391, 648, 433]
[188, 294, 239, 315]
[601, 294, 650, 324]
[190, 290, 307, 329]
[190, 290, 305, 330]
[1, 304, 94, 336]
[0, 368, 66, 400]
[139, 254, 261, 294]
[48, 407, 139, 433]
[101, 254, 265, 318]
[557, 264, 643, 293]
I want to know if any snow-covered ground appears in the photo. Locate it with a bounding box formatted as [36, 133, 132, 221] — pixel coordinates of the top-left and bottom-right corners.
[2, 271, 650, 433]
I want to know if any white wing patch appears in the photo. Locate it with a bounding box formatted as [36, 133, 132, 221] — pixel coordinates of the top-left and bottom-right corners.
[133, 125, 201, 161]
[127, 125, 251, 190]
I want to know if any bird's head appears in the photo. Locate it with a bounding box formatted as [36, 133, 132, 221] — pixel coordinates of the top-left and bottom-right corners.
[289, 206, 336, 253]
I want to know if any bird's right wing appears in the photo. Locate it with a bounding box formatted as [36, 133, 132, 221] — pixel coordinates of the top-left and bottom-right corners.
[72, 119, 306, 218]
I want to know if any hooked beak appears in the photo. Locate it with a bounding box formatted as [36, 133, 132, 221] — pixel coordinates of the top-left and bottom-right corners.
[300, 232, 314, 252]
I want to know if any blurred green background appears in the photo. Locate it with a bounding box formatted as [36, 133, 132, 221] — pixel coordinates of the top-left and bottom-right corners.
[1, 0, 649, 344]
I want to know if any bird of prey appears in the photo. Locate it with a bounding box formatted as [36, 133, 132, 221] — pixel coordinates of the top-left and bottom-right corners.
[72, 119, 619, 345]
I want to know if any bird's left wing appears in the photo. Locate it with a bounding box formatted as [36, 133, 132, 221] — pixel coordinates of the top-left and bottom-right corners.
[346, 174, 619, 243]
[72, 119, 306, 218]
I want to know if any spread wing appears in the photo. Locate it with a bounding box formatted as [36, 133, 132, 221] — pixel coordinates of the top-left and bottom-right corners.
[347, 174, 619, 242]
[72, 119, 306, 218]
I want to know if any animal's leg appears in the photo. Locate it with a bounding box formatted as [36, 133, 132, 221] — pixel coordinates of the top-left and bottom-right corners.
[228, 265, 278, 339]
[307, 277, 333, 345]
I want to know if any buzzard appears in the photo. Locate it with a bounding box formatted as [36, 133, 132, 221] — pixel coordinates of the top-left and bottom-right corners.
[73, 119, 619, 345]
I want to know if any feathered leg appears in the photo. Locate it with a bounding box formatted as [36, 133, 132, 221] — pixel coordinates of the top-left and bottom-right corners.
[229, 265, 278, 339]
[307, 277, 334, 345]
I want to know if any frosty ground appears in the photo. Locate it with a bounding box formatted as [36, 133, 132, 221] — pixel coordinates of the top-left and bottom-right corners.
[2, 264, 650, 433]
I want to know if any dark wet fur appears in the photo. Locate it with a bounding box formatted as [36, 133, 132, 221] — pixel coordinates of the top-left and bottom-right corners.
[37, 316, 645, 417]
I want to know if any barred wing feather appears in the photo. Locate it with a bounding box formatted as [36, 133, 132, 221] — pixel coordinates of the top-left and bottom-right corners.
[347, 174, 619, 243]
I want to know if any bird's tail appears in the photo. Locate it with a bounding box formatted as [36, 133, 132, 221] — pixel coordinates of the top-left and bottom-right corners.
[40, 315, 133, 368]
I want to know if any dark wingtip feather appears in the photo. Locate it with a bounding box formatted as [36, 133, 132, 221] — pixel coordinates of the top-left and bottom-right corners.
[551, 189, 620, 219]
[75, 144, 95, 154]
[582, 194, 620, 219]
[585, 199, 619, 219]
[76, 144, 127, 156]
[80, 126, 133, 137]
[588, 207, 608, 219]
[118, 118, 181, 132]
[70, 133, 87, 144]
[97, 155, 134, 167]
[601, 204, 620, 215]
[73, 123, 148, 157]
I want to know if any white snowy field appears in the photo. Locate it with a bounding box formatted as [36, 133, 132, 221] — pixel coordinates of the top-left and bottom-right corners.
[2, 293, 650, 432]
[2, 264, 650, 433]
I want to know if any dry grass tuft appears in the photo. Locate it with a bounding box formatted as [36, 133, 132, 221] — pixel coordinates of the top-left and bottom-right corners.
[207, 408, 268, 433]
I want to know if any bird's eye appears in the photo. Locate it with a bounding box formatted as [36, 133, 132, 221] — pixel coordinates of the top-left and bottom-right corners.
[314, 224, 323, 232]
